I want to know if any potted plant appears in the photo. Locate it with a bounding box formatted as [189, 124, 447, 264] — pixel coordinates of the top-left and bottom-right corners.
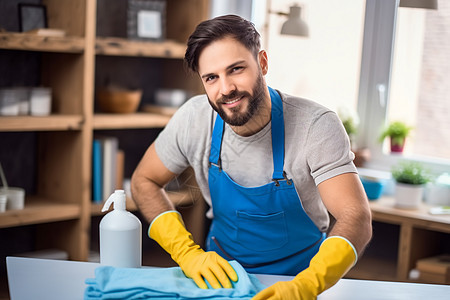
[379, 121, 413, 153]
[338, 106, 359, 146]
[337, 106, 370, 167]
[391, 161, 431, 209]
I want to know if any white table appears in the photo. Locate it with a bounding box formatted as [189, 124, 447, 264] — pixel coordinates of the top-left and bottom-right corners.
[6, 257, 450, 300]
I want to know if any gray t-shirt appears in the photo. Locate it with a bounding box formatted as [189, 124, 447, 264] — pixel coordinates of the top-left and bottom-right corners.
[154, 90, 356, 232]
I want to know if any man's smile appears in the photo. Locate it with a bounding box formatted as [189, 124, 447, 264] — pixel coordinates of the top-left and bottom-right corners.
[223, 96, 244, 107]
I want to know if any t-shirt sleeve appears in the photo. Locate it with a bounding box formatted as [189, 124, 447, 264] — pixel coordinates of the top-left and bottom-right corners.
[154, 101, 193, 175]
[306, 111, 357, 185]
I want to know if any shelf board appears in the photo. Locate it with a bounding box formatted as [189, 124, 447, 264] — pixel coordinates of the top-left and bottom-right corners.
[370, 197, 450, 233]
[0, 33, 84, 53]
[90, 189, 194, 216]
[0, 197, 81, 228]
[0, 115, 84, 131]
[95, 37, 186, 58]
[93, 112, 171, 129]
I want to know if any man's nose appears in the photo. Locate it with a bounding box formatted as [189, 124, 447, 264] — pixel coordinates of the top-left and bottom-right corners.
[219, 77, 236, 97]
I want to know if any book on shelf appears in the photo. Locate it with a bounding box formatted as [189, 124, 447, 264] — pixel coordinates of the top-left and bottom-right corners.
[92, 136, 125, 203]
[92, 139, 103, 203]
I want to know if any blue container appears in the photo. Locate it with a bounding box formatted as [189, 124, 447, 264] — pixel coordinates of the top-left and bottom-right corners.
[360, 178, 385, 200]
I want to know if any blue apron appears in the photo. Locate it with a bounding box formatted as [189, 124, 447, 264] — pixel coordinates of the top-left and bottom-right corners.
[206, 87, 326, 276]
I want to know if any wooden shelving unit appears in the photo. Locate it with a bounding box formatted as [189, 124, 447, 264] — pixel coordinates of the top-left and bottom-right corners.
[0, 1, 209, 298]
[346, 197, 450, 283]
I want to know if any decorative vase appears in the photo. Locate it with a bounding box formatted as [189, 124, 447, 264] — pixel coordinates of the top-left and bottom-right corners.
[394, 182, 425, 209]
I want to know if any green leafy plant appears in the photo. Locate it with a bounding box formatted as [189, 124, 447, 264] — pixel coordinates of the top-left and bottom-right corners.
[337, 106, 359, 137]
[378, 121, 413, 147]
[391, 161, 431, 185]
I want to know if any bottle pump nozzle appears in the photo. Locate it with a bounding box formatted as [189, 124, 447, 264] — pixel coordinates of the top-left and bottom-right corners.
[102, 189, 126, 212]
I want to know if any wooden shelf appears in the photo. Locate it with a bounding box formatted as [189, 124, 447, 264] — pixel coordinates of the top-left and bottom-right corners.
[90, 189, 195, 216]
[0, 33, 85, 53]
[370, 197, 450, 233]
[0, 115, 84, 132]
[364, 196, 450, 283]
[93, 113, 171, 129]
[0, 197, 80, 228]
[95, 37, 186, 58]
[91, 198, 137, 216]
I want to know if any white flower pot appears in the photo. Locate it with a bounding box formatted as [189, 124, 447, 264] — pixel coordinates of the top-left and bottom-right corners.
[395, 183, 425, 209]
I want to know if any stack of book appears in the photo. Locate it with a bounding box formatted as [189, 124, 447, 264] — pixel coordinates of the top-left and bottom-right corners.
[92, 136, 124, 203]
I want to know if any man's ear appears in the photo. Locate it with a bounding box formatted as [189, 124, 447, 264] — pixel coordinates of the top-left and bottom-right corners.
[258, 50, 268, 75]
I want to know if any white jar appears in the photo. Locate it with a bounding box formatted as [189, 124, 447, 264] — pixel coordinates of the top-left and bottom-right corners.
[14, 87, 31, 115]
[0, 89, 20, 116]
[30, 87, 52, 116]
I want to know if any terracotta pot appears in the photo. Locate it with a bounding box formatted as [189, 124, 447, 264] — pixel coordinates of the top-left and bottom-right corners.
[353, 148, 371, 167]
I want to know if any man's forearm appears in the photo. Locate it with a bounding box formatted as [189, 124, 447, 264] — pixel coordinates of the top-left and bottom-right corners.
[130, 176, 175, 224]
[327, 206, 372, 255]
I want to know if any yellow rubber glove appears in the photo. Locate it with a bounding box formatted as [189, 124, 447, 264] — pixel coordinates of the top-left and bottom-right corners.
[149, 211, 238, 289]
[252, 236, 357, 300]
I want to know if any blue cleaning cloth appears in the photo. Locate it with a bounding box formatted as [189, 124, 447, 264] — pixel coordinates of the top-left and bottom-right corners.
[84, 260, 267, 299]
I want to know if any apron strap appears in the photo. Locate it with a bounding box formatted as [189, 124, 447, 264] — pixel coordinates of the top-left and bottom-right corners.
[209, 115, 225, 169]
[208, 87, 287, 180]
[269, 87, 286, 180]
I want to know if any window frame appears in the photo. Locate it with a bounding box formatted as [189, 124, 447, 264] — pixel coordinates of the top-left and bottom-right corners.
[357, 0, 450, 175]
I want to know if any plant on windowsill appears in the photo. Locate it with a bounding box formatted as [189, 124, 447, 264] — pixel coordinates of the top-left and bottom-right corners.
[337, 106, 370, 167]
[391, 161, 431, 209]
[378, 121, 413, 153]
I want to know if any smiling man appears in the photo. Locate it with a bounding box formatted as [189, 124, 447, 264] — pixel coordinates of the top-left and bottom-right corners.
[131, 15, 372, 299]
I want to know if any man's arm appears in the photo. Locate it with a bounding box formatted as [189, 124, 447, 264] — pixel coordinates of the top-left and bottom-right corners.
[131, 142, 177, 224]
[131, 142, 238, 289]
[318, 172, 372, 254]
[253, 173, 372, 299]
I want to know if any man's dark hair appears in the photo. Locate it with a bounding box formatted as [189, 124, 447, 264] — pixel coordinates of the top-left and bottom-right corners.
[184, 14, 261, 73]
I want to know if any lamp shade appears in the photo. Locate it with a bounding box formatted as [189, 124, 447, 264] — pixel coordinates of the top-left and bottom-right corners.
[280, 5, 309, 37]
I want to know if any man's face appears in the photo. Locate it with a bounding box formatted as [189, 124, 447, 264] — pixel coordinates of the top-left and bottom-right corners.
[198, 37, 268, 126]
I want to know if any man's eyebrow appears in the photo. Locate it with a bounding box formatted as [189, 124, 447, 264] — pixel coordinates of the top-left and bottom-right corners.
[200, 60, 246, 79]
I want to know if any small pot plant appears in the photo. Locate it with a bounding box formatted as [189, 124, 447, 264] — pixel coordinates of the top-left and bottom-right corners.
[379, 121, 412, 153]
[391, 161, 431, 209]
[337, 106, 370, 167]
[338, 106, 359, 147]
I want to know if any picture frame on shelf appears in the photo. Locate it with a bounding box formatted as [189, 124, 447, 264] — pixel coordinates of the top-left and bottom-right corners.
[127, 0, 166, 41]
[18, 3, 47, 32]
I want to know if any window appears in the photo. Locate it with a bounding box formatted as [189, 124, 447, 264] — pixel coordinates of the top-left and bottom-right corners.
[227, 0, 449, 174]
[358, 0, 450, 174]
[388, 4, 450, 161]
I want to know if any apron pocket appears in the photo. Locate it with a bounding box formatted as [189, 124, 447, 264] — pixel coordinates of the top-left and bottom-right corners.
[236, 210, 288, 252]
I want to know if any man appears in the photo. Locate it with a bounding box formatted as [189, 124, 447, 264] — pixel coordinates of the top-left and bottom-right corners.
[131, 14, 372, 299]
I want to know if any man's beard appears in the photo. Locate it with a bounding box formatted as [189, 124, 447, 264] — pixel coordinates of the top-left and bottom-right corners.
[208, 73, 265, 126]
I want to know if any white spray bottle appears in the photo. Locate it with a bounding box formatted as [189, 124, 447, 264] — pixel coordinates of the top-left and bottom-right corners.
[100, 189, 142, 268]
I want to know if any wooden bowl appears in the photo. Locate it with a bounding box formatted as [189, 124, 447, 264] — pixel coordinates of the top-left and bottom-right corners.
[97, 88, 142, 114]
